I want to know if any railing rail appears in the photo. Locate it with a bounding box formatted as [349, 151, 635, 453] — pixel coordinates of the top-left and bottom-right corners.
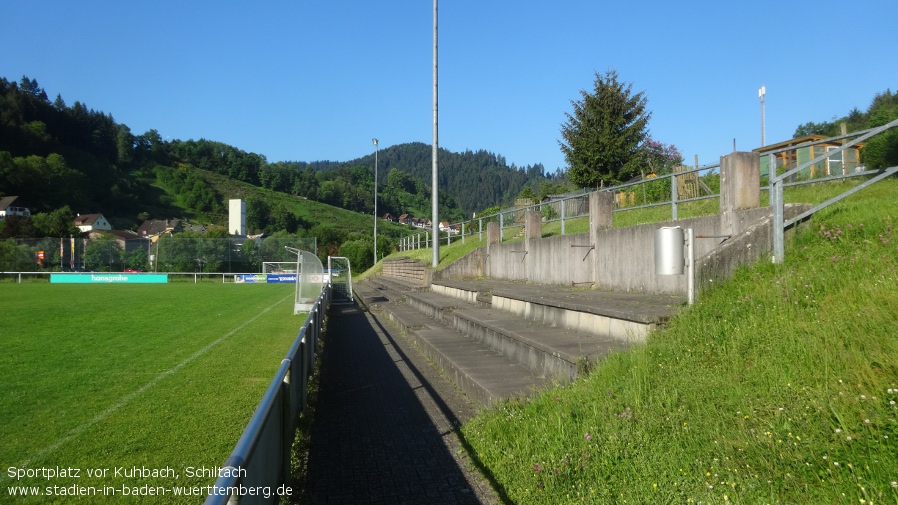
[770, 117, 898, 263]
[398, 160, 722, 251]
[204, 285, 330, 504]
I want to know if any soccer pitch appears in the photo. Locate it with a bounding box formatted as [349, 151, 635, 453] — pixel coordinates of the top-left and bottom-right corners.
[0, 283, 303, 503]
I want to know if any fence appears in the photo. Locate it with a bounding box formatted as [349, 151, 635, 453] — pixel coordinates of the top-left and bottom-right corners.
[204, 284, 330, 505]
[769, 117, 898, 262]
[0, 272, 291, 284]
[0, 236, 317, 274]
[398, 160, 723, 251]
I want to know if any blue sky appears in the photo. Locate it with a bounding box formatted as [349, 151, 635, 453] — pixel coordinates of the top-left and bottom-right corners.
[3, 0, 897, 175]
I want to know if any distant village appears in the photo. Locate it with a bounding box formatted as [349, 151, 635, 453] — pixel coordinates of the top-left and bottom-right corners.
[0, 195, 461, 266]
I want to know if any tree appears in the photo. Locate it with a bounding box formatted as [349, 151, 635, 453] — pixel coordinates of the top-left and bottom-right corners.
[634, 137, 683, 176]
[84, 234, 123, 271]
[560, 70, 651, 188]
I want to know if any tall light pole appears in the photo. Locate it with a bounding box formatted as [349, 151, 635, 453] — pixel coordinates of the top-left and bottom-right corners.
[431, 0, 440, 267]
[372, 137, 379, 267]
[759, 85, 766, 147]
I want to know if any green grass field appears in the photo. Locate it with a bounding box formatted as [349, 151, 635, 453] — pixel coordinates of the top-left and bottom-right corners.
[0, 283, 302, 504]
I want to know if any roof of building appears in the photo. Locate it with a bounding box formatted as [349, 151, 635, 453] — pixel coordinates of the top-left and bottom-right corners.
[73, 213, 105, 226]
[0, 196, 21, 210]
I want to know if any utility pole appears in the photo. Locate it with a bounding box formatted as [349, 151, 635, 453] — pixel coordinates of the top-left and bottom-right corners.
[431, 0, 440, 268]
[372, 138, 379, 267]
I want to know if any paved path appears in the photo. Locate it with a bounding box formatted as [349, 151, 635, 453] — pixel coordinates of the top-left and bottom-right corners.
[296, 304, 501, 505]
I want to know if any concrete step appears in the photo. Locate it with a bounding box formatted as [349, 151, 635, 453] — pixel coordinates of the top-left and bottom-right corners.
[356, 280, 550, 408]
[406, 286, 629, 382]
[432, 279, 685, 343]
[452, 307, 628, 382]
[352, 281, 390, 308]
[408, 327, 551, 408]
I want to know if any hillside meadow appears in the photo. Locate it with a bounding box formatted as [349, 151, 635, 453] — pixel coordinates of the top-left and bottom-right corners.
[457, 179, 898, 504]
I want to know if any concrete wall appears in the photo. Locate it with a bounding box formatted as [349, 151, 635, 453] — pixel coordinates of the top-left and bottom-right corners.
[433, 152, 789, 295]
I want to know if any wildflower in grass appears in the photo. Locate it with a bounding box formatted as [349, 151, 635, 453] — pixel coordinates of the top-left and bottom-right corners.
[533, 463, 542, 473]
[891, 481, 897, 488]
[584, 433, 592, 441]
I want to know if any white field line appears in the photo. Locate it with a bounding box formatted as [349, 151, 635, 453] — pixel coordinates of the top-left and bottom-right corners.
[2, 292, 293, 480]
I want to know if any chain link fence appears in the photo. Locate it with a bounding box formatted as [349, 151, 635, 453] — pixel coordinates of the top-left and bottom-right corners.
[0, 236, 317, 273]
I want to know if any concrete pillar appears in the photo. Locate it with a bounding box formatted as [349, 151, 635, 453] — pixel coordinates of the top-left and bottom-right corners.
[486, 221, 500, 278]
[589, 191, 614, 232]
[589, 191, 614, 289]
[720, 152, 760, 213]
[524, 209, 542, 242]
[720, 151, 761, 234]
[486, 221, 500, 245]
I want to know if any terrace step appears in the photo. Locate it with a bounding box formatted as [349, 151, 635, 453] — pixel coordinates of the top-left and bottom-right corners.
[357, 276, 682, 408]
[357, 278, 549, 407]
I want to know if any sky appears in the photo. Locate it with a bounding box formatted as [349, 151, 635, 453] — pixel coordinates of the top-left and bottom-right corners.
[3, 0, 897, 175]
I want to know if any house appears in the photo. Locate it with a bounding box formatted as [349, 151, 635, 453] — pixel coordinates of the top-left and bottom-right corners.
[398, 213, 411, 225]
[137, 219, 183, 241]
[73, 213, 112, 233]
[0, 196, 30, 220]
[754, 135, 863, 180]
[381, 213, 394, 222]
[90, 229, 147, 252]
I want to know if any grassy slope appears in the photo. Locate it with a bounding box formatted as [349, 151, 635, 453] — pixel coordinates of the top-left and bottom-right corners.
[436, 179, 898, 504]
[200, 170, 413, 239]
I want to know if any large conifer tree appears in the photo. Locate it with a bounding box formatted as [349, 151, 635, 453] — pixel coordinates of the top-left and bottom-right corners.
[560, 70, 651, 188]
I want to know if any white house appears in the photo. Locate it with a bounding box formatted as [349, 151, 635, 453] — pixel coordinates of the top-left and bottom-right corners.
[73, 213, 112, 233]
[0, 196, 30, 220]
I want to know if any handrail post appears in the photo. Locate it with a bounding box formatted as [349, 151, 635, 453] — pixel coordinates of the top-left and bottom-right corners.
[671, 171, 679, 220]
[560, 198, 566, 235]
[499, 213, 504, 243]
[771, 153, 785, 263]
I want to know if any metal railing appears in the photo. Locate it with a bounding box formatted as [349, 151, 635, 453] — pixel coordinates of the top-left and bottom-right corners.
[204, 285, 330, 504]
[770, 117, 898, 263]
[0, 272, 283, 283]
[398, 161, 722, 251]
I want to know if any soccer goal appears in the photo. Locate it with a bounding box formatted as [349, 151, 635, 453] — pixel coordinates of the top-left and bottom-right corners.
[262, 262, 298, 274]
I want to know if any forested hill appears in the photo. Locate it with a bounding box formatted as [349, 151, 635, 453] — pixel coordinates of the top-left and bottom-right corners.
[284, 143, 550, 217]
[0, 76, 549, 232]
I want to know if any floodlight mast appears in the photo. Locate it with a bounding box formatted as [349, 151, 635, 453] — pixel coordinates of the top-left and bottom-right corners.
[759, 85, 766, 147]
[431, 0, 439, 268]
[372, 138, 379, 268]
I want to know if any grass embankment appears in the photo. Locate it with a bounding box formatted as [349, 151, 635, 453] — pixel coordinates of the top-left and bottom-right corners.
[0, 283, 300, 503]
[459, 180, 898, 504]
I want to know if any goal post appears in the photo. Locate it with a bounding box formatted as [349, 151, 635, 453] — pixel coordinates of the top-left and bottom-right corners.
[262, 262, 298, 274]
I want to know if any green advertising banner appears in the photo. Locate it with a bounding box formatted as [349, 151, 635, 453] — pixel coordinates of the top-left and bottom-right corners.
[51, 273, 169, 284]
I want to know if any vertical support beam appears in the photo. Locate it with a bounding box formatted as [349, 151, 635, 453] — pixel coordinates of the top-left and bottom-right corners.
[686, 228, 695, 305]
[560, 199, 566, 235]
[671, 171, 679, 220]
[499, 213, 504, 243]
[486, 221, 500, 245]
[771, 153, 785, 263]
[589, 191, 614, 289]
[525, 209, 542, 242]
[720, 151, 760, 235]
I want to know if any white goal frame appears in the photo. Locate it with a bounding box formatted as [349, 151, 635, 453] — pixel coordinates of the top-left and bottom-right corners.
[262, 262, 298, 274]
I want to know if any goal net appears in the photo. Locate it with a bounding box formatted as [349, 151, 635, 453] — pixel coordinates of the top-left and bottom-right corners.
[262, 262, 298, 274]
